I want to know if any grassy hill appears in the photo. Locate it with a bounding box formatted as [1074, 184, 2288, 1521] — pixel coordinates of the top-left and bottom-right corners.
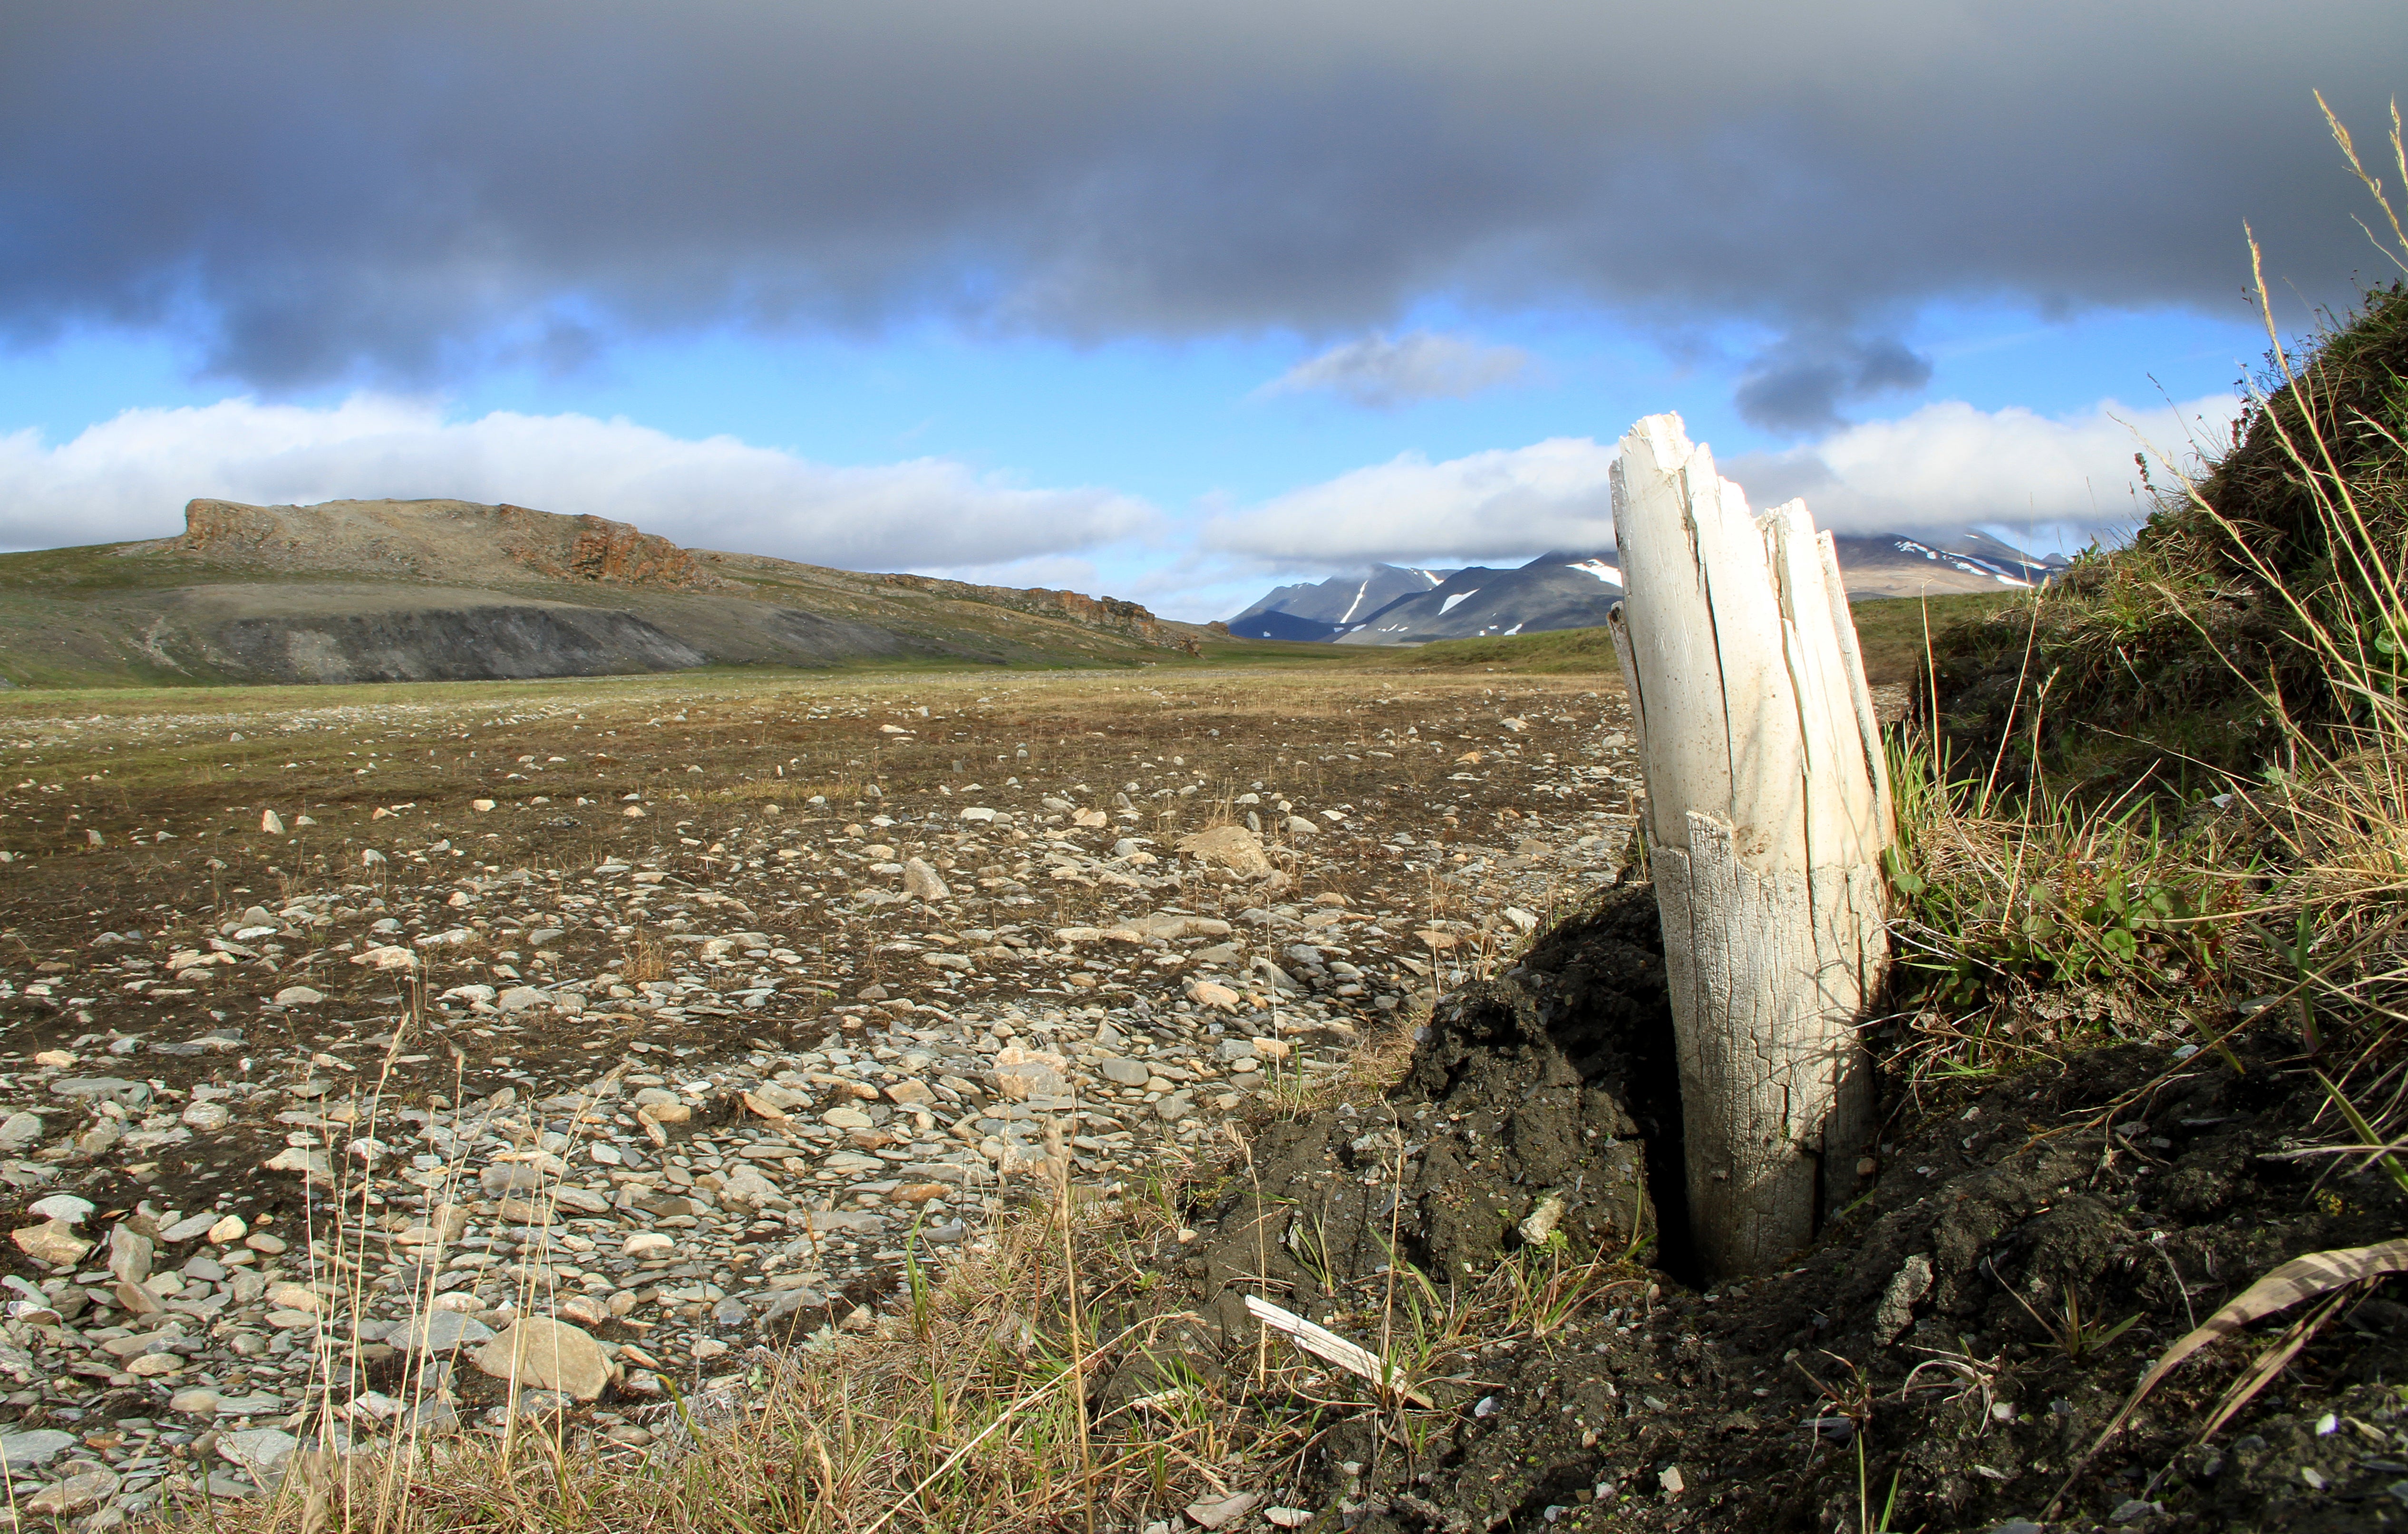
[0, 511, 1212, 686]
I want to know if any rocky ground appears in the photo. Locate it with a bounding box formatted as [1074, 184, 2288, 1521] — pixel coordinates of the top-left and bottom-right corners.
[0, 669, 1639, 1528]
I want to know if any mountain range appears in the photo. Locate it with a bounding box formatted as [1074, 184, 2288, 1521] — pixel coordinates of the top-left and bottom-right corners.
[1230, 530, 2065, 645]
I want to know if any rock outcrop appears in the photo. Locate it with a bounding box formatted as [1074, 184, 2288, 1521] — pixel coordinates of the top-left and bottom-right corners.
[169, 499, 730, 591]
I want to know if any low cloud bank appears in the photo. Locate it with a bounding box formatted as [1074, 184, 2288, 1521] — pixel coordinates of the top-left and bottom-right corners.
[0, 395, 1158, 572]
[1206, 395, 2242, 571]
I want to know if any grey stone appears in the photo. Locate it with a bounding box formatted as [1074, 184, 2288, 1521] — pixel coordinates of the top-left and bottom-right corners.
[49, 1076, 146, 1104]
[109, 1225, 154, 1283]
[25, 1467, 118, 1515]
[397, 1311, 495, 1354]
[806, 1210, 885, 1234]
[1097, 1056, 1149, 1086]
[160, 1212, 221, 1243]
[217, 1428, 299, 1478]
[400, 1397, 461, 1437]
[480, 1163, 542, 1196]
[553, 1186, 612, 1216]
[0, 1429, 79, 1469]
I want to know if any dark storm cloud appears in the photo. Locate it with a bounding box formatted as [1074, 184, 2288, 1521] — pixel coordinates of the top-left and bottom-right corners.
[1735, 336, 1936, 434]
[3, 0, 2399, 391]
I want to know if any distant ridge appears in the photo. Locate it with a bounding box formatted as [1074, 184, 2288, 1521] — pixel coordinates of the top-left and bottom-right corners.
[0, 497, 1192, 686]
[1233, 531, 2062, 646]
[1228, 563, 1443, 640]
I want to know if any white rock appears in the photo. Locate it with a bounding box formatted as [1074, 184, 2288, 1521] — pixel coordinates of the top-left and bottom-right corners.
[268, 1282, 324, 1312]
[11, 1221, 90, 1267]
[182, 1100, 233, 1131]
[28, 1194, 93, 1224]
[1185, 1493, 1263, 1530]
[717, 1163, 788, 1210]
[623, 1232, 676, 1258]
[272, 985, 324, 1005]
[902, 858, 951, 900]
[260, 810, 285, 834]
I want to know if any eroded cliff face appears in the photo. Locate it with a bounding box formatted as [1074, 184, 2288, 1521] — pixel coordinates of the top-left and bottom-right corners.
[489, 504, 724, 589]
[167, 498, 730, 591]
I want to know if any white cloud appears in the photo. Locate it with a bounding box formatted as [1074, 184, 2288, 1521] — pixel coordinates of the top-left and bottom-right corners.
[0, 395, 1159, 572]
[1202, 436, 1616, 567]
[1259, 331, 1531, 409]
[1204, 394, 2244, 574]
[1723, 394, 2243, 534]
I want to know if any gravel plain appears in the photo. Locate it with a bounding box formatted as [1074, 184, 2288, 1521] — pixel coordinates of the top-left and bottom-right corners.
[0, 668, 1637, 1528]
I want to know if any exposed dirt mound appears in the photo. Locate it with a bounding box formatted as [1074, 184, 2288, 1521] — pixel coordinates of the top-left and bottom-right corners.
[1127, 889, 2408, 1532]
[1096, 882, 1677, 1412]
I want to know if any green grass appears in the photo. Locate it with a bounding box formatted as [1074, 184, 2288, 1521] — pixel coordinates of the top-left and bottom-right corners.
[1845, 591, 2032, 685]
[1368, 626, 1622, 674]
[1314, 595, 2018, 682]
[1176, 633, 1366, 667]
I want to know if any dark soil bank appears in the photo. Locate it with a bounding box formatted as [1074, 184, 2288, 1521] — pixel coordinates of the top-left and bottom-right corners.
[1122, 887, 2408, 1533]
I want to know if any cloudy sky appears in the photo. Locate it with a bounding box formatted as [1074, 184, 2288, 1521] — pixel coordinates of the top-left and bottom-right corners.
[1, 2, 2395, 619]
